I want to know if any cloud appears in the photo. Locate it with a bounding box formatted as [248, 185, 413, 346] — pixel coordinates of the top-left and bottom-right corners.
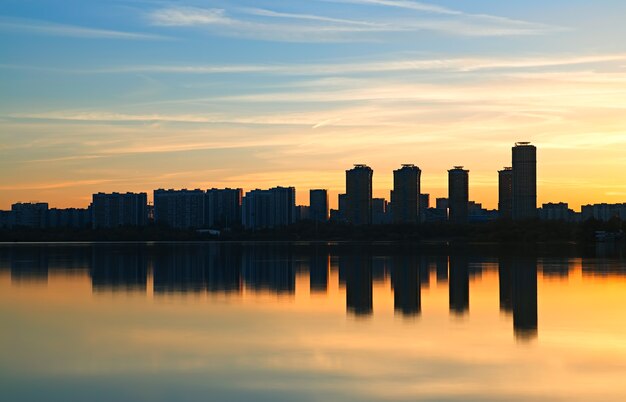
[0, 18, 167, 40]
[326, 0, 561, 30]
[0, 179, 115, 191]
[6, 53, 626, 77]
[146, 3, 562, 42]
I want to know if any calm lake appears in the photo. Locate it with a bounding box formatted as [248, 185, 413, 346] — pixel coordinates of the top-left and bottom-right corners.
[1, 242, 626, 401]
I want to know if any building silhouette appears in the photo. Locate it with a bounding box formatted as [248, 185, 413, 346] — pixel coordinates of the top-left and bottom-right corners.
[371, 198, 389, 224]
[448, 167, 469, 224]
[498, 167, 513, 219]
[392, 164, 421, 224]
[91, 192, 148, 228]
[419, 193, 430, 222]
[309, 189, 329, 222]
[242, 187, 296, 230]
[512, 142, 537, 220]
[46, 208, 91, 228]
[345, 164, 373, 225]
[11, 203, 48, 228]
[205, 188, 242, 228]
[154, 189, 206, 229]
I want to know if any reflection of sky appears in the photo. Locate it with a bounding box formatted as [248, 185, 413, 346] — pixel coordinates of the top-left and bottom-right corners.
[2, 248, 626, 400]
[3, 1, 626, 209]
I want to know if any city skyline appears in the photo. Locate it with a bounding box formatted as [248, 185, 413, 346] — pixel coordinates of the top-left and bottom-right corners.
[4, 1, 626, 210]
[0, 140, 618, 216]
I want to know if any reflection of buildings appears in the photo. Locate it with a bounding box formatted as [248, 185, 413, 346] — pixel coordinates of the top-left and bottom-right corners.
[436, 256, 448, 283]
[499, 256, 538, 339]
[498, 258, 513, 313]
[91, 245, 148, 292]
[242, 245, 295, 294]
[512, 259, 538, 340]
[449, 255, 469, 315]
[339, 248, 373, 316]
[540, 258, 572, 278]
[9, 247, 49, 283]
[153, 245, 242, 294]
[391, 255, 420, 316]
[309, 247, 329, 292]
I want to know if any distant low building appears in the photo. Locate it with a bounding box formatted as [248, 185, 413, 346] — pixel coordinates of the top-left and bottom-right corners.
[581, 203, 626, 222]
[468, 201, 498, 223]
[539, 203, 570, 221]
[419, 193, 430, 223]
[296, 205, 310, 221]
[242, 187, 296, 230]
[12, 202, 48, 228]
[372, 198, 389, 225]
[47, 208, 91, 228]
[91, 192, 148, 228]
[205, 188, 242, 229]
[154, 189, 205, 229]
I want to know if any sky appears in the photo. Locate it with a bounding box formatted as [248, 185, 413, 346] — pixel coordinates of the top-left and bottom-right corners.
[2, 0, 626, 210]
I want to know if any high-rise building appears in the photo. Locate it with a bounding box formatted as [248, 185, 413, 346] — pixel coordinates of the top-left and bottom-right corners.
[205, 188, 242, 228]
[154, 189, 206, 229]
[345, 164, 373, 225]
[512, 142, 537, 220]
[309, 189, 329, 222]
[498, 167, 513, 219]
[448, 166, 469, 224]
[392, 164, 421, 224]
[242, 187, 296, 230]
[91, 192, 148, 228]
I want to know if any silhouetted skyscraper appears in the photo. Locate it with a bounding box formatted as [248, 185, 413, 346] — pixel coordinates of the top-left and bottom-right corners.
[309, 189, 329, 222]
[345, 164, 373, 225]
[392, 164, 421, 224]
[512, 142, 537, 220]
[498, 167, 513, 219]
[448, 166, 469, 224]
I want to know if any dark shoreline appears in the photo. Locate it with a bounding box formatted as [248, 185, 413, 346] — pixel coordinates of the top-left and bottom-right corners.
[0, 219, 623, 245]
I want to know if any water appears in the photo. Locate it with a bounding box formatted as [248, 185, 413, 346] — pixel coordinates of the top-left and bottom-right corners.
[1, 242, 626, 401]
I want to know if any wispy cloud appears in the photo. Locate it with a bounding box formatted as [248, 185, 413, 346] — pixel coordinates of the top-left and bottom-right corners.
[146, 3, 562, 41]
[5, 53, 626, 76]
[0, 18, 167, 40]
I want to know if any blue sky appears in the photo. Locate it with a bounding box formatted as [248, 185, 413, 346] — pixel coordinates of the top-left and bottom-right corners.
[2, 0, 626, 209]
